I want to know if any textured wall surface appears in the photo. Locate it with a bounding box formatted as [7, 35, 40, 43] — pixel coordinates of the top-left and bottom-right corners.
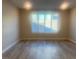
[2, 0, 19, 52]
[69, 8, 76, 42]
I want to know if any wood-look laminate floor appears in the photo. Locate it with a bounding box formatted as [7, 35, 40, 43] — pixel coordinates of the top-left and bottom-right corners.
[3, 40, 76, 59]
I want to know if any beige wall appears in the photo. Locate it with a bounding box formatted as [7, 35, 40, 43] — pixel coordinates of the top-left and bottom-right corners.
[69, 8, 76, 42]
[19, 9, 70, 40]
[2, 0, 19, 52]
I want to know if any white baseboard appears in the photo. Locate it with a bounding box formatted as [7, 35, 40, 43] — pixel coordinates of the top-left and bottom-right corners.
[69, 39, 76, 43]
[2, 40, 19, 54]
[22, 37, 68, 40]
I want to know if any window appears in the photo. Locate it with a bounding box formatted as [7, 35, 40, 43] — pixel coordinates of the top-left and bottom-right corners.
[30, 11, 60, 33]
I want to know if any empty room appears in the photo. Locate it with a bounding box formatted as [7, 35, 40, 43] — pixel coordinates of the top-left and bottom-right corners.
[2, 0, 76, 59]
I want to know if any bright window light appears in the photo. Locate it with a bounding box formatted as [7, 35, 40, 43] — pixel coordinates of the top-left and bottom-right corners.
[30, 11, 60, 33]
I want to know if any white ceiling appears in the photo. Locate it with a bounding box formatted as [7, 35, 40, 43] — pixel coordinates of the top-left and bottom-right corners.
[9, 0, 76, 10]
